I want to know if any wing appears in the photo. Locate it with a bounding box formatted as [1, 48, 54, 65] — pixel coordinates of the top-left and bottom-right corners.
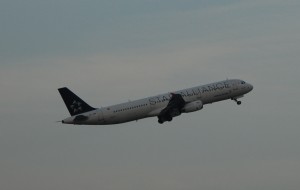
[157, 93, 186, 124]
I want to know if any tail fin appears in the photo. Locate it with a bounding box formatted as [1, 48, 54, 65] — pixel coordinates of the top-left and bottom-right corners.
[58, 87, 95, 116]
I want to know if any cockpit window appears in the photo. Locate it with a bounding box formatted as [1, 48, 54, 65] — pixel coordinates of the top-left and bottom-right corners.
[241, 81, 245, 84]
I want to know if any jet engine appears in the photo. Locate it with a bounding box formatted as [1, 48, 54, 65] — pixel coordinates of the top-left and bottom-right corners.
[181, 100, 203, 113]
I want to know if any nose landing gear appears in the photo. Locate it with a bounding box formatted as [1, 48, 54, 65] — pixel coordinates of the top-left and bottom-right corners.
[231, 98, 241, 105]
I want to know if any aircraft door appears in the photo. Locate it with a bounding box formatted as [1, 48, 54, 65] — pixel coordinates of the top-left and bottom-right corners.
[232, 81, 239, 91]
[98, 109, 104, 122]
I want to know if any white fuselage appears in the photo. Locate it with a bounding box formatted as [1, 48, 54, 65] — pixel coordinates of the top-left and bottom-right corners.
[62, 79, 253, 125]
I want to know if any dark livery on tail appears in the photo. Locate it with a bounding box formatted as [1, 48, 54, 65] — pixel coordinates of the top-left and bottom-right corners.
[58, 87, 95, 116]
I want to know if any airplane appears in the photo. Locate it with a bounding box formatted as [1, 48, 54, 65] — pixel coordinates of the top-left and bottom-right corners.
[58, 79, 253, 125]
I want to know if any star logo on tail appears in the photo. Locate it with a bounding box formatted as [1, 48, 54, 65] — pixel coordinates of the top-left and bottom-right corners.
[70, 100, 82, 113]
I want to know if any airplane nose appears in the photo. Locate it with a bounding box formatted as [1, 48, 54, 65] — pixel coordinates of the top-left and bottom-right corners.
[248, 84, 253, 91]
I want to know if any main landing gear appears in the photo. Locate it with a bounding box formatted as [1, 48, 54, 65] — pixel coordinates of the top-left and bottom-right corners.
[231, 98, 241, 105]
[158, 115, 173, 124]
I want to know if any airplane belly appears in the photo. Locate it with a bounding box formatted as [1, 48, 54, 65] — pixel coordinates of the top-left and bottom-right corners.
[119, 112, 143, 122]
[112, 109, 148, 124]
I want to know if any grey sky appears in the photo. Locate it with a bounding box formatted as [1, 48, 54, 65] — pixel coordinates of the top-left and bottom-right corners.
[1, 0, 300, 190]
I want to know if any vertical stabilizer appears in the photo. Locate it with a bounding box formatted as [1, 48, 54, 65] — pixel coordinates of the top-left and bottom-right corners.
[58, 87, 95, 116]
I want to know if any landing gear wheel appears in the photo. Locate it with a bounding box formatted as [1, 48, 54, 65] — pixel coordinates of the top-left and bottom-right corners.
[232, 98, 242, 105]
[166, 116, 173, 122]
[158, 119, 163, 124]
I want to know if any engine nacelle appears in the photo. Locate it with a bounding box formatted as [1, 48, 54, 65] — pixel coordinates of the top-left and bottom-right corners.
[181, 100, 203, 113]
